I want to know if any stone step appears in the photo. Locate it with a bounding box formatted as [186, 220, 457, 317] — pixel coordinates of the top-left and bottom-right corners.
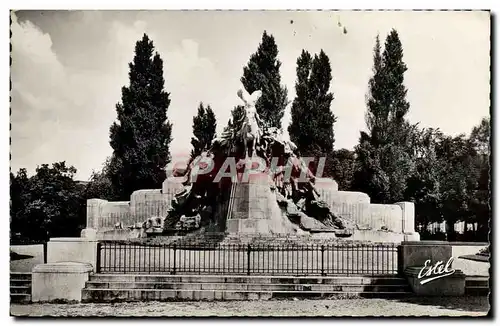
[10, 279, 32, 287]
[10, 272, 32, 280]
[466, 279, 489, 287]
[465, 277, 489, 296]
[10, 293, 31, 303]
[85, 281, 410, 292]
[82, 288, 413, 302]
[465, 287, 490, 296]
[10, 273, 33, 303]
[90, 274, 408, 285]
[10, 285, 31, 294]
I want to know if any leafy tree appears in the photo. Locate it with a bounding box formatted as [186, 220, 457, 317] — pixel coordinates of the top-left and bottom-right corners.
[108, 34, 172, 200]
[353, 31, 416, 203]
[84, 157, 117, 201]
[436, 135, 478, 241]
[407, 120, 490, 242]
[241, 31, 288, 129]
[288, 50, 336, 174]
[470, 117, 490, 156]
[10, 162, 85, 242]
[405, 128, 445, 231]
[191, 103, 217, 159]
[468, 117, 490, 240]
[10, 168, 29, 240]
[327, 149, 356, 190]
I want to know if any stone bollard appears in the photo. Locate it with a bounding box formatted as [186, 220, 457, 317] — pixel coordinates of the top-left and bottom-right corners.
[47, 238, 98, 272]
[32, 262, 93, 303]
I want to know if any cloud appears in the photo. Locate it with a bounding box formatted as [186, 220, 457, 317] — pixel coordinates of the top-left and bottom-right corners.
[11, 12, 118, 179]
[10, 12, 222, 180]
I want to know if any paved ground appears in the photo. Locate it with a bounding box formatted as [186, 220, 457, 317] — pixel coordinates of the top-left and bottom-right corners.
[11, 296, 490, 317]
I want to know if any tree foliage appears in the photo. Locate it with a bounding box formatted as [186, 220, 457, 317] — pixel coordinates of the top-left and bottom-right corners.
[327, 149, 356, 191]
[241, 31, 288, 129]
[108, 34, 173, 200]
[191, 103, 217, 159]
[406, 120, 490, 241]
[84, 157, 117, 201]
[353, 31, 416, 203]
[288, 50, 337, 174]
[10, 162, 85, 242]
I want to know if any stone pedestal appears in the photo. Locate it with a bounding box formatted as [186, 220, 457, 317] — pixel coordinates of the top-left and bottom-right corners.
[398, 241, 453, 274]
[47, 237, 98, 271]
[405, 266, 466, 296]
[226, 179, 272, 233]
[404, 232, 421, 241]
[32, 262, 93, 302]
[225, 171, 296, 234]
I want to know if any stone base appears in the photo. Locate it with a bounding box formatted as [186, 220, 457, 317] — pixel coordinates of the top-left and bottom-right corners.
[96, 228, 147, 241]
[32, 262, 93, 303]
[350, 230, 405, 243]
[80, 228, 97, 240]
[404, 232, 421, 241]
[226, 178, 298, 234]
[405, 266, 466, 296]
[398, 241, 453, 274]
[47, 237, 98, 271]
[226, 219, 270, 233]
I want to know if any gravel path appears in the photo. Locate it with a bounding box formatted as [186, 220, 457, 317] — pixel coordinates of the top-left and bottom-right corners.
[11, 296, 489, 317]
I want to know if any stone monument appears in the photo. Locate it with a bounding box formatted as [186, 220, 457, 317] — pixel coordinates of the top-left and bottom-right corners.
[156, 87, 355, 237]
[84, 85, 420, 243]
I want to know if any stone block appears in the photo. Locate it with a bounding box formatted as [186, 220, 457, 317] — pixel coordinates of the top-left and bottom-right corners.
[314, 178, 339, 192]
[86, 199, 108, 229]
[47, 237, 98, 271]
[398, 241, 453, 274]
[160, 290, 176, 300]
[80, 228, 97, 240]
[32, 262, 93, 302]
[404, 232, 421, 241]
[223, 291, 245, 300]
[405, 266, 466, 296]
[396, 201, 415, 233]
[177, 290, 194, 300]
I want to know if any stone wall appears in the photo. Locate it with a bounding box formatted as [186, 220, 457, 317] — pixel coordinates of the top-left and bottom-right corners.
[87, 176, 416, 238]
[86, 177, 185, 232]
[315, 179, 413, 234]
[369, 204, 403, 232]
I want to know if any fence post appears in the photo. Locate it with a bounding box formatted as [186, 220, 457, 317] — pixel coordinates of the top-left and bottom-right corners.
[173, 244, 177, 275]
[96, 242, 102, 273]
[43, 242, 48, 264]
[321, 245, 325, 276]
[247, 244, 251, 276]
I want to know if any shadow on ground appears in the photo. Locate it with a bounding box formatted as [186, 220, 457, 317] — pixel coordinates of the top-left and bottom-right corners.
[10, 251, 34, 261]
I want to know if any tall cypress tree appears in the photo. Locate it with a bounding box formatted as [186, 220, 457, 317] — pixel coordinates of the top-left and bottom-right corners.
[288, 49, 336, 173]
[108, 34, 172, 200]
[241, 31, 288, 129]
[191, 103, 217, 159]
[353, 30, 416, 204]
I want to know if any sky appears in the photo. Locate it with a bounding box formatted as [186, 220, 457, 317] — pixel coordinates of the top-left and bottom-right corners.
[10, 10, 490, 180]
